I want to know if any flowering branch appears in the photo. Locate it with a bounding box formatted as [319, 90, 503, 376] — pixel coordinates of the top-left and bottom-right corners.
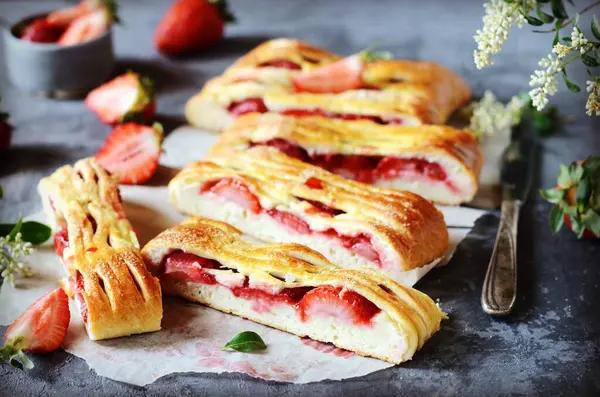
[473, 0, 600, 115]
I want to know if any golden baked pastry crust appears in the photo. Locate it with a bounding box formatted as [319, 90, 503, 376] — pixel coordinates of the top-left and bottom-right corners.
[169, 147, 449, 271]
[141, 217, 446, 364]
[211, 113, 482, 196]
[185, 38, 471, 130]
[38, 158, 162, 340]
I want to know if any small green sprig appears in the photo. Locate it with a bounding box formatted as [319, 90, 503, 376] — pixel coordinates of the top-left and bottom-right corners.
[541, 156, 600, 237]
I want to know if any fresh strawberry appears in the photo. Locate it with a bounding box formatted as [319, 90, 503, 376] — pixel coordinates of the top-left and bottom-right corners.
[57, 7, 115, 46]
[0, 102, 12, 151]
[202, 178, 261, 214]
[46, 0, 118, 28]
[1, 288, 70, 369]
[85, 72, 156, 125]
[541, 157, 600, 239]
[95, 123, 164, 185]
[291, 54, 365, 94]
[20, 19, 65, 43]
[164, 251, 220, 284]
[154, 0, 236, 55]
[297, 286, 380, 325]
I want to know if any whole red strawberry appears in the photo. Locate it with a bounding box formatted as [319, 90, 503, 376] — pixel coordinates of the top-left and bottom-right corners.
[0, 98, 12, 151]
[154, 0, 236, 55]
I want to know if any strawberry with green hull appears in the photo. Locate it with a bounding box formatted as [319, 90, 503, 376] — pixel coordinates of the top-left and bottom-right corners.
[86, 72, 156, 125]
[541, 156, 600, 238]
[154, 0, 236, 55]
[1, 288, 71, 369]
[46, 0, 118, 28]
[96, 123, 164, 185]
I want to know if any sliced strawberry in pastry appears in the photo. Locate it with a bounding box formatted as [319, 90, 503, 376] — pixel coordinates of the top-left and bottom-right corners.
[297, 286, 380, 325]
[201, 178, 261, 214]
[291, 54, 364, 93]
[258, 60, 302, 70]
[164, 251, 219, 284]
[266, 209, 311, 234]
[228, 98, 268, 117]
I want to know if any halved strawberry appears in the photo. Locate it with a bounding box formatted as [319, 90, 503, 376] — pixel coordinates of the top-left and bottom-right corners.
[46, 0, 117, 28]
[85, 72, 156, 125]
[291, 54, 365, 94]
[164, 251, 219, 284]
[95, 123, 163, 185]
[297, 286, 380, 325]
[57, 8, 114, 46]
[1, 288, 70, 368]
[20, 19, 65, 43]
[202, 178, 261, 214]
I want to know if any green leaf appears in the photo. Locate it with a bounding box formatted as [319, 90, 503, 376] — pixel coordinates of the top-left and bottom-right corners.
[540, 188, 565, 203]
[549, 205, 565, 233]
[536, 4, 555, 23]
[582, 210, 600, 236]
[575, 178, 591, 209]
[0, 221, 52, 245]
[569, 215, 586, 238]
[553, 19, 564, 46]
[581, 54, 599, 67]
[557, 163, 572, 187]
[550, 0, 568, 20]
[209, 0, 237, 23]
[7, 217, 23, 241]
[592, 15, 600, 41]
[562, 71, 581, 92]
[561, 36, 572, 43]
[562, 202, 578, 216]
[569, 163, 584, 183]
[222, 331, 267, 352]
[532, 105, 560, 137]
[525, 15, 545, 26]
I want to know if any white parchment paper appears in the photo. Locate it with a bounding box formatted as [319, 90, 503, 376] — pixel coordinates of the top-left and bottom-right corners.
[0, 126, 488, 385]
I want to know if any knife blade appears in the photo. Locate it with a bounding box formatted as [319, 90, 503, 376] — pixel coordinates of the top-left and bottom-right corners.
[481, 137, 536, 316]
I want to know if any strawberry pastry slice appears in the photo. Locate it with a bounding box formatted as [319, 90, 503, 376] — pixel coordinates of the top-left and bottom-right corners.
[38, 157, 163, 340]
[211, 113, 482, 205]
[184, 38, 471, 131]
[168, 146, 449, 284]
[141, 217, 446, 364]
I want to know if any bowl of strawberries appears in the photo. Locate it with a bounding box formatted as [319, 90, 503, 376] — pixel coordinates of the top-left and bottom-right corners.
[3, 0, 118, 97]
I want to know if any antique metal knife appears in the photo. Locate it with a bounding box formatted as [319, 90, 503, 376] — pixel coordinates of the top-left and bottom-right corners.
[481, 137, 536, 316]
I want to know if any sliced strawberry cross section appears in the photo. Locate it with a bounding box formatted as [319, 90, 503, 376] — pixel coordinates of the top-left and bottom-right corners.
[3, 288, 71, 359]
[201, 178, 261, 214]
[297, 286, 380, 325]
[291, 54, 365, 94]
[164, 251, 220, 285]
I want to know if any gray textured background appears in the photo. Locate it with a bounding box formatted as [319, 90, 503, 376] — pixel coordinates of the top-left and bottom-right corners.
[1, 1, 599, 396]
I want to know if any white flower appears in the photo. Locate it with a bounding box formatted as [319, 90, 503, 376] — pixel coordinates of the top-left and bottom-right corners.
[586, 80, 600, 116]
[570, 26, 590, 53]
[552, 43, 571, 59]
[528, 55, 562, 111]
[468, 91, 527, 140]
[473, 0, 524, 69]
[0, 232, 34, 286]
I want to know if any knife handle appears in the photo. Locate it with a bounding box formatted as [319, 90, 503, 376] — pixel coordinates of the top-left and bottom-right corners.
[481, 200, 520, 316]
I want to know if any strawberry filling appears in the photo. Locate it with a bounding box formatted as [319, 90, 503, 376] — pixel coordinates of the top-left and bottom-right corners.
[227, 98, 404, 125]
[53, 229, 88, 323]
[200, 179, 383, 267]
[73, 272, 88, 324]
[258, 60, 302, 70]
[162, 252, 380, 324]
[253, 138, 457, 191]
[54, 229, 70, 258]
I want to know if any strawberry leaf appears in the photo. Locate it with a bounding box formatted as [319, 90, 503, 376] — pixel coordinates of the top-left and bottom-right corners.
[575, 178, 591, 210]
[569, 215, 586, 238]
[569, 162, 584, 183]
[557, 163, 571, 187]
[223, 331, 267, 352]
[540, 187, 564, 203]
[209, 0, 237, 23]
[549, 204, 565, 233]
[582, 210, 600, 236]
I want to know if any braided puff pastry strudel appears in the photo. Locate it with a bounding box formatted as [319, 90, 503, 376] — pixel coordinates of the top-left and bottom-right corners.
[38, 158, 163, 340]
[185, 38, 471, 132]
[211, 113, 482, 205]
[141, 217, 446, 364]
[168, 147, 449, 284]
